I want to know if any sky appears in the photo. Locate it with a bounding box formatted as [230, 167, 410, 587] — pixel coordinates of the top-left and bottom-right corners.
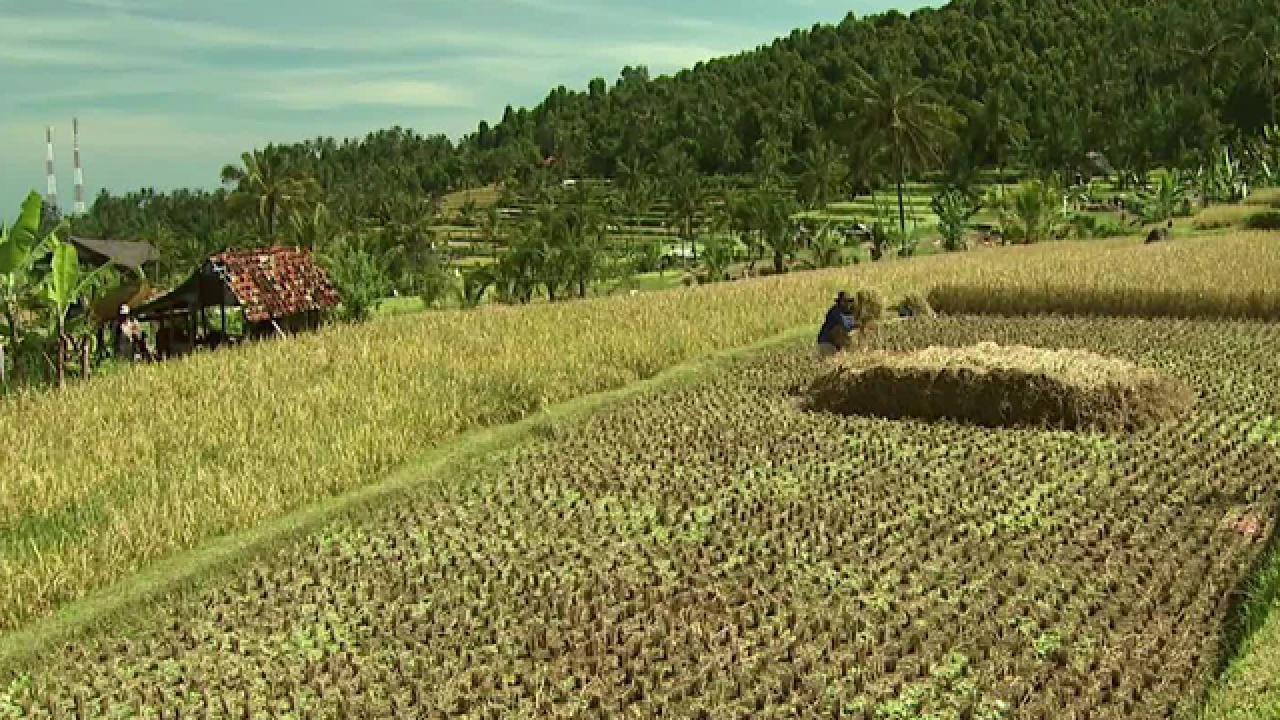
[0, 0, 931, 209]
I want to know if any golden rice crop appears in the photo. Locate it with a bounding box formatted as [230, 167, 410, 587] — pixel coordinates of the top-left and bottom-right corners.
[1243, 187, 1280, 207]
[1192, 204, 1257, 230]
[0, 232, 1277, 633]
[927, 231, 1280, 319]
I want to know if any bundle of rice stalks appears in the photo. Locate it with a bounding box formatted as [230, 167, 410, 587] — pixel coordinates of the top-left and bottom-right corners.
[896, 292, 936, 318]
[848, 289, 886, 328]
[805, 342, 1193, 431]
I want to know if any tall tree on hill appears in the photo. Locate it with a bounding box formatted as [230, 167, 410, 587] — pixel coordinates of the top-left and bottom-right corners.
[758, 188, 798, 275]
[976, 88, 1028, 196]
[797, 141, 849, 210]
[842, 65, 960, 234]
[753, 134, 789, 191]
[616, 155, 653, 254]
[666, 158, 707, 265]
[221, 148, 318, 242]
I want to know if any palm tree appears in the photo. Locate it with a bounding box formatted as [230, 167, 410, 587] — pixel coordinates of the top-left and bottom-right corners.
[288, 201, 333, 252]
[797, 141, 849, 210]
[842, 65, 960, 235]
[666, 168, 707, 266]
[979, 89, 1028, 198]
[757, 188, 798, 274]
[221, 148, 318, 241]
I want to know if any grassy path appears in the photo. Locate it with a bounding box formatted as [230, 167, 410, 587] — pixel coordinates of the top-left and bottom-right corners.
[1200, 536, 1280, 718]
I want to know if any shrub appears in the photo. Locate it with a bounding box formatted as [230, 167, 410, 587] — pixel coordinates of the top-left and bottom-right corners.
[1069, 214, 1129, 239]
[320, 235, 391, 323]
[1245, 210, 1280, 231]
[805, 342, 1194, 431]
[418, 260, 459, 310]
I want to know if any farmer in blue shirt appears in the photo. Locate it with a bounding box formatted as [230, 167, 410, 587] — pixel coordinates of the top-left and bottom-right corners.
[816, 291, 856, 357]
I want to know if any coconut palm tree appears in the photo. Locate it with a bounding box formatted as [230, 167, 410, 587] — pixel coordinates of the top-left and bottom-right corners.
[842, 65, 960, 235]
[666, 167, 707, 265]
[797, 141, 849, 210]
[221, 148, 318, 241]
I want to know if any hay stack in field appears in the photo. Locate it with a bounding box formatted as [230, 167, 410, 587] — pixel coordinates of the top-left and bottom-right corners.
[806, 342, 1193, 431]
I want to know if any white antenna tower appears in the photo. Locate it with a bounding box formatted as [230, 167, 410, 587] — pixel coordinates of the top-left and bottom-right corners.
[73, 118, 86, 215]
[45, 126, 59, 210]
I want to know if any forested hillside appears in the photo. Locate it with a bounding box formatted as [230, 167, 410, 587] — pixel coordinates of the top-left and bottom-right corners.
[462, 0, 1277, 182]
[59, 0, 1280, 296]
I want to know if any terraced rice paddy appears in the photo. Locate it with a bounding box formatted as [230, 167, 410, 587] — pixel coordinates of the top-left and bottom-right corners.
[6, 316, 1277, 719]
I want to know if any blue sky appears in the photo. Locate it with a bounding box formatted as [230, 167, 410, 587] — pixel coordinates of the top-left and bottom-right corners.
[0, 0, 930, 209]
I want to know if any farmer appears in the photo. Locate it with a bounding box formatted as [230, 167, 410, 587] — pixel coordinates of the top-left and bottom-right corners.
[114, 305, 144, 361]
[816, 291, 856, 357]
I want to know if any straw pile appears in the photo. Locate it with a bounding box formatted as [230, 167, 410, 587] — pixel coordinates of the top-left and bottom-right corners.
[806, 342, 1193, 431]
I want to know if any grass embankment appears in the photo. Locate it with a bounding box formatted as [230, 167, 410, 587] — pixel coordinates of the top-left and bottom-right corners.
[1202, 537, 1280, 719]
[1, 233, 1279, 636]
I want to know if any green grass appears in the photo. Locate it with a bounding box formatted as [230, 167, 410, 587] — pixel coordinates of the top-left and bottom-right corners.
[375, 296, 427, 317]
[1200, 519, 1280, 719]
[624, 271, 685, 292]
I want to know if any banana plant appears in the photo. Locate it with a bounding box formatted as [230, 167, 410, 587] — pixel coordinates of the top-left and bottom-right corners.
[931, 187, 981, 252]
[807, 221, 845, 268]
[0, 192, 59, 387]
[997, 180, 1067, 244]
[43, 238, 109, 387]
[1243, 125, 1280, 188]
[1199, 144, 1249, 205]
[1136, 174, 1188, 223]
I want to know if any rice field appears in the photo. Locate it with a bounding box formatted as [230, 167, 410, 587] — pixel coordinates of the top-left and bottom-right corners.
[1191, 204, 1259, 231]
[3, 316, 1276, 718]
[0, 232, 1277, 647]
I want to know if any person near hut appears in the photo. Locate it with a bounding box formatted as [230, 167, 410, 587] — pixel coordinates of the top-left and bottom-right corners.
[816, 291, 857, 357]
[114, 305, 148, 361]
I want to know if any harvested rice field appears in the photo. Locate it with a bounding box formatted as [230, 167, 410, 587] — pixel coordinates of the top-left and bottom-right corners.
[5, 316, 1278, 719]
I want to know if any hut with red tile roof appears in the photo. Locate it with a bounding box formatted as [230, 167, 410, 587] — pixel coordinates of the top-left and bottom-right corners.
[132, 247, 341, 358]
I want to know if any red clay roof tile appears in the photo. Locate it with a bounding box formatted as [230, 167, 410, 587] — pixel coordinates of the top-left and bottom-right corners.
[208, 247, 341, 323]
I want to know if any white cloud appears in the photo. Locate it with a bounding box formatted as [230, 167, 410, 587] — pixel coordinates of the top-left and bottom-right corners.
[244, 78, 473, 110]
